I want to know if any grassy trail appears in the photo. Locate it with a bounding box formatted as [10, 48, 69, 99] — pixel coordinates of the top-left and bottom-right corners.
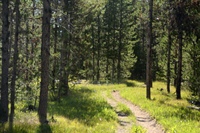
[1, 80, 200, 133]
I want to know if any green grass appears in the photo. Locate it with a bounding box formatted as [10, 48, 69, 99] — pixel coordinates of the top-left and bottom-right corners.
[118, 80, 200, 133]
[117, 102, 132, 115]
[1, 83, 118, 133]
[78, 80, 200, 133]
[2, 80, 199, 133]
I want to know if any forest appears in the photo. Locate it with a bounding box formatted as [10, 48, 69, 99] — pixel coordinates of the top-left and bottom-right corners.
[0, 0, 200, 132]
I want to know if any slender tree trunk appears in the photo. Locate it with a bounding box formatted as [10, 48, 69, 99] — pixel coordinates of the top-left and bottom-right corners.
[146, 0, 153, 99]
[26, 21, 29, 81]
[176, 32, 182, 99]
[0, 0, 10, 123]
[174, 44, 178, 86]
[117, 0, 122, 82]
[112, 1, 116, 80]
[31, 0, 35, 56]
[9, 9, 13, 60]
[176, 27, 182, 99]
[9, 0, 20, 129]
[176, 2, 184, 99]
[106, 31, 109, 78]
[167, 8, 172, 93]
[150, 53, 153, 88]
[58, 41, 64, 103]
[38, 0, 51, 123]
[52, 0, 58, 92]
[97, 13, 100, 81]
[92, 24, 95, 81]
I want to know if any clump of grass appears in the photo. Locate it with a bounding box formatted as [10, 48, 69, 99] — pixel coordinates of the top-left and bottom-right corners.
[131, 125, 147, 133]
[117, 102, 132, 115]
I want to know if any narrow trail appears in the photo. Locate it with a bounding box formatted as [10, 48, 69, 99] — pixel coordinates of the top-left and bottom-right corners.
[110, 90, 165, 133]
[102, 92, 133, 133]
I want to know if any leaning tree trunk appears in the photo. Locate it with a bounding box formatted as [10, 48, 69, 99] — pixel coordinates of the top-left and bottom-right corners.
[10, 0, 20, 129]
[38, 0, 51, 123]
[0, 0, 10, 123]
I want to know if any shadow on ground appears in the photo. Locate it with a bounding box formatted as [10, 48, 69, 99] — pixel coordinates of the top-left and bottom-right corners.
[48, 86, 116, 126]
[123, 80, 136, 87]
[37, 124, 52, 133]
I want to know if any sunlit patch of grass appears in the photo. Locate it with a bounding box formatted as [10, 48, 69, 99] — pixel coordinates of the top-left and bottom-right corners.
[131, 124, 147, 133]
[118, 80, 200, 133]
[117, 102, 132, 115]
[79, 80, 200, 132]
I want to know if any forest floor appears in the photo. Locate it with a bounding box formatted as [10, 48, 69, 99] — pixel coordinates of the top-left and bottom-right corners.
[103, 90, 165, 133]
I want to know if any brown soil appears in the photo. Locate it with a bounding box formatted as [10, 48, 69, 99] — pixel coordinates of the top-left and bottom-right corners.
[103, 90, 165, 133]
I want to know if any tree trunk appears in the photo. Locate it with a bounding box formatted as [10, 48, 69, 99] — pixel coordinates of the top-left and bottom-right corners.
[92, 24, 95, 81]
[167, 8, 172, 93]
[9, 0, 20, 129]
[26, 21, 29, 81]
[31, 0, 35, 57]
[38, 0, 51, 123]
[9, 9, 14, 60]
[52, 0, 58, 92]
[0, 0, 10, 123]
[176, 32, 182, 99]
[112, 1, 116, 81]
[146, 0, 153, 99]
[176, 3, 184, 99]
[117, 0, 122, 82]
[97, 13, 100, 81]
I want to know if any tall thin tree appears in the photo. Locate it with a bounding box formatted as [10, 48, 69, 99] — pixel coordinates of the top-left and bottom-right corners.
[167, 1, 172, 93]
[0, 0, 10, 123]
[38, 0, 51, 123]
[10, 0, 20, 129]
[146, 0, 153, 99]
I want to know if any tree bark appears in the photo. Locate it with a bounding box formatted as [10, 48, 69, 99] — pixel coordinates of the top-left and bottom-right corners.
[175, 2, 184, 99]
[117, 0, 122, 82]
[38, 0, 51, 123]
[0, 0, 10, 123]
[9, 8, 14, 60]
[52, 0, 58, 92]
[92, 24, 95, 81]
[97, 13, 100, 81]
[112, 0, 116, 80]
[10, 0, 20, 129]
[167, 6, 172, 93]
[146, 0, 153, 99]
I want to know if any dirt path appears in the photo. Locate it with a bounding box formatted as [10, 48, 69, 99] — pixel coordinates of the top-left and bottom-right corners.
[110, 90, 165, 133]
[102, 92, 133, 133]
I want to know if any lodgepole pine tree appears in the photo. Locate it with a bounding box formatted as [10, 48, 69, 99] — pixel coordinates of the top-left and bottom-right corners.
[38, 0, 51, 123]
